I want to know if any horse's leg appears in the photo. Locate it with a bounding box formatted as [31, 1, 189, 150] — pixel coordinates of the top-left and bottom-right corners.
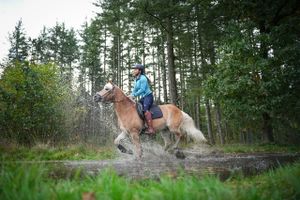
[114, 131, 126, 145]
[114, 131, 132, 154]
[160, 131, 172, 151]
[130, 131, 142, 159]
[171, 131, 183, 150]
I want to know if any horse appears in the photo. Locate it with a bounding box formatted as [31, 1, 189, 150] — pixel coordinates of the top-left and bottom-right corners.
[93, 82, 207, 158]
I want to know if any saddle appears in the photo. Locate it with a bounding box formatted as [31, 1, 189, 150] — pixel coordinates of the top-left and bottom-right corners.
[136, 102, 163, 120]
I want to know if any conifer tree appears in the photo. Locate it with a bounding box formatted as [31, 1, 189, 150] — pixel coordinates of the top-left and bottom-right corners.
[8, 19, 29, 63]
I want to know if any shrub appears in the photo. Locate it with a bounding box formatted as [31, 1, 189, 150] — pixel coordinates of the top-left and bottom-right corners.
[0, 62, 68, 144]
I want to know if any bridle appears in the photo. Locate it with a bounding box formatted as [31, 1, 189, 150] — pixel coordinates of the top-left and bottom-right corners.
[98, 85, 132, 103]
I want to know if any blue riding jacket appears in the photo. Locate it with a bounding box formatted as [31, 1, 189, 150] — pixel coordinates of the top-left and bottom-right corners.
[131, 74, 152, 98]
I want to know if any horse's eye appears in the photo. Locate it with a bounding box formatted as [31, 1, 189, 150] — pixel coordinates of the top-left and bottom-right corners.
[105, 88, 109, 91]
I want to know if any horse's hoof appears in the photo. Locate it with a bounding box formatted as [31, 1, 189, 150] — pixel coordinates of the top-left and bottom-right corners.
[117, 144, 127, 153]
[175, 150, 186, 159]
[117, 144, 133, 155]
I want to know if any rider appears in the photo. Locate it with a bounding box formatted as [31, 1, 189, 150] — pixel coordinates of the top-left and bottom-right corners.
[130, 64, 155, 135]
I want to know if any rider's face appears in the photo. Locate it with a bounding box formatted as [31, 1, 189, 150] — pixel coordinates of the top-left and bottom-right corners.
[132, 68, 140, 77]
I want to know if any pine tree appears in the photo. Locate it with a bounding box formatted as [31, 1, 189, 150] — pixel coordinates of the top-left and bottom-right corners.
[8, 19, 29, 63]
[31, 27, 50, 64]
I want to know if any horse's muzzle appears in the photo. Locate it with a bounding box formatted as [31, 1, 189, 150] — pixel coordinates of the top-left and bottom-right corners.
[93, 94, 102, 102]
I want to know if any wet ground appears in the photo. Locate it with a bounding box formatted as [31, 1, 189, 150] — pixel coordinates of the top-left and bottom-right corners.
[48, 143, 300, 180]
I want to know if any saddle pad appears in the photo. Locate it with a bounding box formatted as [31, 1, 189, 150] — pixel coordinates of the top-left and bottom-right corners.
[150, 104, 163, 119]
[136, 103, 163, 120]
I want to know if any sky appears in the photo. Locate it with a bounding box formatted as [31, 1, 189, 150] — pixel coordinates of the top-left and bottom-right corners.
[0, 0, 96, 62]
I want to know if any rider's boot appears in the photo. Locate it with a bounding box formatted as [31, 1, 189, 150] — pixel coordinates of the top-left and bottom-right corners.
[144, 111, 155, 135]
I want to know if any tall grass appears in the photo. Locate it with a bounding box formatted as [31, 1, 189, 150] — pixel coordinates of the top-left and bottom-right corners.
[1, 162, 300, 200]
[0, 164, 52, 200]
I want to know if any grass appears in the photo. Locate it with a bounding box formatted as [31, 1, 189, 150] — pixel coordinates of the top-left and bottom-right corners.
[0, 143, 117, 161]
[0, 161, 299, 200]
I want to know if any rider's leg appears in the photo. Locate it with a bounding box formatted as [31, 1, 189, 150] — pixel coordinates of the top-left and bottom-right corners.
[145, 111, 155, 134]
[143, 93, 155, 135]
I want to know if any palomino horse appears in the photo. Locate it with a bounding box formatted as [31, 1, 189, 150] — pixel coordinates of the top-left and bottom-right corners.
[94, 82, 207, 158]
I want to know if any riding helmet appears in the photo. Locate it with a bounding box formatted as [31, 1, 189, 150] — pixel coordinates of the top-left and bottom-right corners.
[131, 64, 144, 70]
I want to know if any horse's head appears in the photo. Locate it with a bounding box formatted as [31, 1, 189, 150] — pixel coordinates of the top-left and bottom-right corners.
[94, 82, 116, 103]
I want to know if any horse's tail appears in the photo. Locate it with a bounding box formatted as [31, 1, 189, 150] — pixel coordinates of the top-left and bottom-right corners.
[180, 111, 207, 143]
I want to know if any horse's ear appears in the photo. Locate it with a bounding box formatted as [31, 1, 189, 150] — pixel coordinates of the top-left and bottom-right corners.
[108, 80, 114, 85]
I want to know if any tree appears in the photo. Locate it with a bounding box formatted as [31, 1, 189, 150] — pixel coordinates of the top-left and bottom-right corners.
[31, 27, 50, 64]
[48, 23, 79, 81]
[80, 18, 105, 94]
[135, 0, 184, 105]
[8, 19, 29, 63]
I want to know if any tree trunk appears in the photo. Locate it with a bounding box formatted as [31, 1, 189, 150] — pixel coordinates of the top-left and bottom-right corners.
[259, 22, 274, 143]
[157, 45, 162, 103]
[161, 30, 168, 103]
[246, 128, 253, 144]
[262, 112, 274, 143]
[128, 48, 132, 90]
[205, 99, 215, 145]
[103, 25, 107, 76]
[216, 103, 225, 145]
[195, 96, 201, 129]
[152, 48, 156, 101]
[117, 35, 121, 87]
[178, 52, 184, 109]
[166, 16, 178, 105]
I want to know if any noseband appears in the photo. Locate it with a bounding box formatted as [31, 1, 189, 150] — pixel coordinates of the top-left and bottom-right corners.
[100, 85, 115, 98]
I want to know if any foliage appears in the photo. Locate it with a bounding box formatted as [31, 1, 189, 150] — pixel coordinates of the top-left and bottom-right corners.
[205, 16, 300, 141]
[0, 62, 68, 144]
[0, 160, 300, 200]
[205, 21, 267, 127]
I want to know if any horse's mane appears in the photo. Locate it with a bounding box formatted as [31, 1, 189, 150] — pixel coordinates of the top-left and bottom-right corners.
[114, 85, 136, 105]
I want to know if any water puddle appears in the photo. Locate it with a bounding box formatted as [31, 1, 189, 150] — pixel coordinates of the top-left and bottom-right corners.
[47, 143, 300, 181]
